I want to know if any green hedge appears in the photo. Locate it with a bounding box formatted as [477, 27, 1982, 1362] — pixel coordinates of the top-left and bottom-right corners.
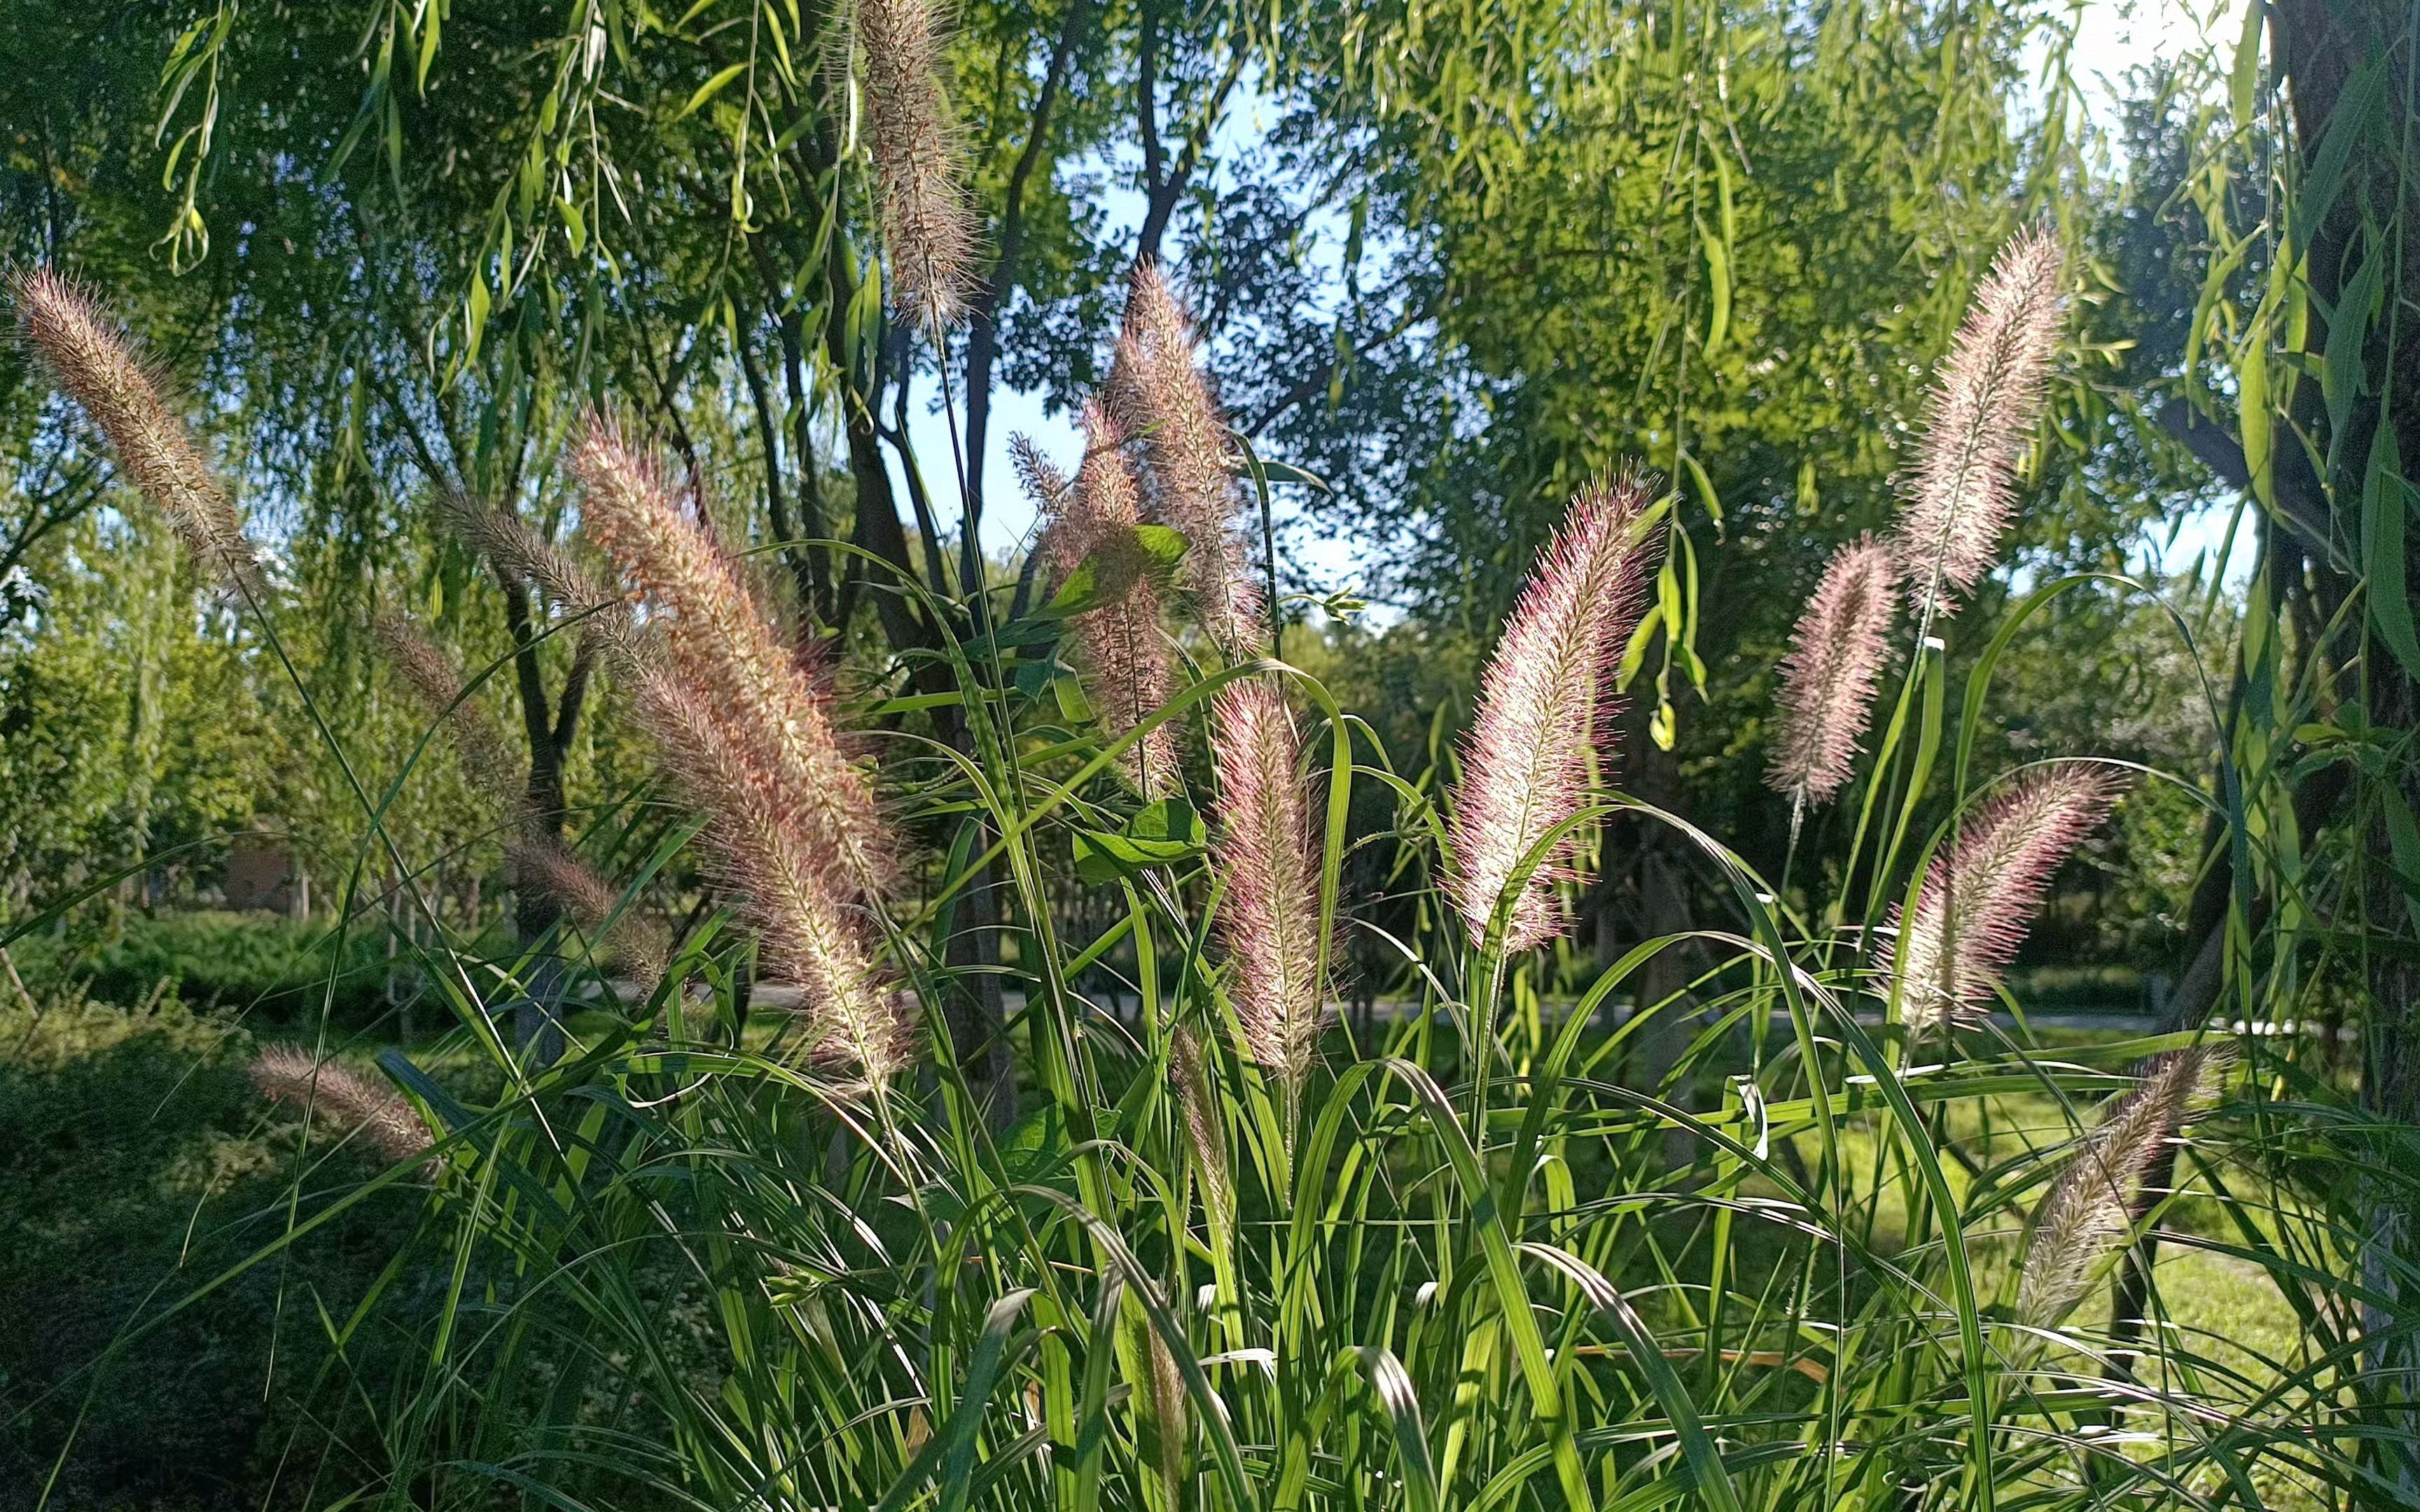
[13, 911, 410, 1028]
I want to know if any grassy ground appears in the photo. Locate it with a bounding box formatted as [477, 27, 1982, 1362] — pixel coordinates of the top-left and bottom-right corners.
[0, 975, 2336, 1510]
[0, 987, 435, 1508]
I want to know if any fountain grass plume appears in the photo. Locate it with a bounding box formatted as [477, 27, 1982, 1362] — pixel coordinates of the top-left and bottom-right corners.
[632, 662, 912, 1083]
[1884, 762, 2122, 1032]
[2017, 1045, 2230, 1329]
[571, 415, 893, 902]
[510, 834, 672, 983]
[1768, 535, 1897, 812]
[1209, 676, 1324, 1099]
[375, 610, 522, 809]
[13, 267, 260, 592]
[1169, 1024, 1235, 1235]
[1010, 432, 1070, 518]
[376, 610, 669, 980]
[858, 0, 978, 332]
[249, 1044, 436, 1168]
[1894, 226, 2064, 631]
[442, 491, 623, 622]
[1446, 476, 1659, 952]
[1108, 264, 1264, 657]
[1035, 402, 1182, 793]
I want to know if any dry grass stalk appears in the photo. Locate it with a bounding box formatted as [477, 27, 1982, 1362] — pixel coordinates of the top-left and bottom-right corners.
[1209, 677, 1323, 1097]
[1894, 227, 2064, 629]
[1767, 535, 1898, 811]
[1032, 405, 1182, 792]
[2017, 1046, 2229, 1328]
[249, 1044, 436, 1168]
[13, 268, 260, 592]
[1107, 265, 1264, 657]
[1445, 477, 1659, 951]
[858, 0, 979, 331]
[1884, 762, 2121, 1032]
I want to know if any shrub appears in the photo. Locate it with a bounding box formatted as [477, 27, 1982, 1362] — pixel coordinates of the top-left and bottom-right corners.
[11, 910, 402, 1030]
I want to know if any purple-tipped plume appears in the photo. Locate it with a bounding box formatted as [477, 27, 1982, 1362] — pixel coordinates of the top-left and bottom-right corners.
[632, 665, 913, 1082]
[1446, 477, 1660, 952]
[572, 417, 891, 901]
[858, 0, 979, 330]
[249, 1044, 435, 1167]
[1032, 404, 1182, 792]
[1107, 265, 1265, 657]
[1767, 536, 1897, 810]
[1169, 1025, 1235, 1233]
[441, 491, 623, 624]
[13, 269, 260, 592]
[2018, 1046, 2228, 1327]
[1209, 678, 1323, 1097]
[1893, 227, 2064, 629]
[375, 611, 521, 806]
[571, 419, 909, 1081]
[1883, 762, 2121, 1032]
[375, 612, 669, 980]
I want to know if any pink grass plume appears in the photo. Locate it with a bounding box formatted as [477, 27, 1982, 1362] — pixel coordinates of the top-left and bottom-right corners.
[249, 1044, 436, 1169]
[1108, 265, 1265, 657]
[1893, 227, 2064, 631]
[571, 416, 891, 901]
[1209, 676, 1324, 1099]
[13, 267, 261, 593]
[858, 0, 979, 331]
[2017, 1045, 2228, 1328]
[632, 664, 914, 1083]
[1883, 762, 2122, 1032]
[1767, 536, 1897, 812]
[1446, 477, 1660, 952]
[571, 418, 910, 1081]
[1029, 404, 1183, 792]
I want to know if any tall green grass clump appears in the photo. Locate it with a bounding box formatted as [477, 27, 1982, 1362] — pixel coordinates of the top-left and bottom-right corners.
[8, 213, 2406, 1511]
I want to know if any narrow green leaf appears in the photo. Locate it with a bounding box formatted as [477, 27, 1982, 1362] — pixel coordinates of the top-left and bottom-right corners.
[677, 62, 749, 121]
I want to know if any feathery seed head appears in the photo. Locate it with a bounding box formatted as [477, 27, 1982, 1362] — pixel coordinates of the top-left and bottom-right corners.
[858, 0, 979, 331]
[508, 836, 673, 983]
[572, 415, 893, 902]
[441, 490, 623, 627]
[375, 611, 668, 981]
[1446, 476, 1660, 951]
[1767, 536, 1897, 808]
[1209, 677, 1324, 1096]
[1893, 227, 2064, 627]
[375, 612, 523, 809]
[13, 267, 260, 592]
[630, 661, 914, 1084]
[1107, 265, 1264, 657]
[249, 1045, 436, 1168]
[1884, 762, 2121, 1032]
[1169, 1025, 1235, 1234]
[1036, 404, 1182, 792]
[2017, 1045, 2229, 1328]
[1010, 432, 1070, 517]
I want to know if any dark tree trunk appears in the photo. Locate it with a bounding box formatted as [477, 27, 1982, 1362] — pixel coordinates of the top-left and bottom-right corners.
[2101, 6, 2420, 1481]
